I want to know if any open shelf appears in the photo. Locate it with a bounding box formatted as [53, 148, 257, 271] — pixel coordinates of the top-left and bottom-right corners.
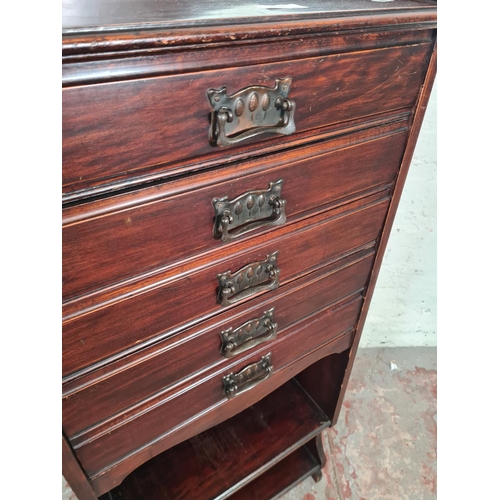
[101, 378, 330, 500]
[230, 445, 321, 500]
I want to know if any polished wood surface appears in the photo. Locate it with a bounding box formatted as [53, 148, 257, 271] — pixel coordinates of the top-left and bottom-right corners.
[72, 297, 360, 477]
[63, 0, 437, 32]
[229, 445, 321, 500]
[63, 43, 431, 195]
[63, 30, 432, 89]
[100, 379, 328, 500]
[62, 1, 437, 498]
[63, 125, 406, 301]
[63, 250, 374, 438]
[62, 435, 98, 500]
[89, 332, 353, 495]
[63, 192, 389, 377]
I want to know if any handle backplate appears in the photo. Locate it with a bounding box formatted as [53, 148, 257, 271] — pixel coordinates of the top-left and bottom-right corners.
[220, 309, 278, 358]
[213, 179, 286, 242]
[207, 77, 295, 147]
[222, 353, 273, 398]
[217, 251, 280, 307]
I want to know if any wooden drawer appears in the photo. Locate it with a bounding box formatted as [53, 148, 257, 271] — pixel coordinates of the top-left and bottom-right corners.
[63, 122, 406, 302]
[63, 191, 390, 378]
[71, 293, 362, 481]
[63, 248, 375, 438]
[62, 42, 432, 196]
[63, 123, 405, 302]
[61, 2, 437, 499]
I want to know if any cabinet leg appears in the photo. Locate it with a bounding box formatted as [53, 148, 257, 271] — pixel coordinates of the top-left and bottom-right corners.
[62, 435, 98, 500]
[312, 469, 323, 483]
[306, 433, 327, 482]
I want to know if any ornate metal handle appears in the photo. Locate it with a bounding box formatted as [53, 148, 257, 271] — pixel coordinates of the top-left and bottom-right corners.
[222, 353, 273, 398]
[207, 77, 296, 148]
[217, 251, 280, 307]
[213, 179, 286, 242]
[220, 309, 278, 358]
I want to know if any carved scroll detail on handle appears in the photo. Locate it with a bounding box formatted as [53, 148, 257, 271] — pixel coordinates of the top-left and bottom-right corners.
[207, 77, 296, 147]
[222, 353, 273, 398]
[217, 252, 280, 307]
[213, 179, 286, 242]
[220, 309, 278, 358]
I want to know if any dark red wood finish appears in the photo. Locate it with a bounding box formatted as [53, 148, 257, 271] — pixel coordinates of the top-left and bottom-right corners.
[296, 349, 352, 422]
[100, 379, 328, 500]
[62, 1, 437, 498]
[63, 30, 432, 89]
[72, 295, 361, 477]
[62, 435, 98, 500]
[63, 124, 406, 301]
[229, 445, 321, 500]
[62, 0, 437, 33]
[102, 446, 320, 500]
[89, 330, 354, 495]
[63, 249, 374, 438]
[62, 43, 432, 195]
[63, 192, 390, 378]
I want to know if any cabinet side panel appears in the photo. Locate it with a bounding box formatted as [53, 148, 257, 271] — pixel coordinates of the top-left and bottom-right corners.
[295, 349, 351, 421]
[331, 40, 437, 425]
[63, 435, 98, 500]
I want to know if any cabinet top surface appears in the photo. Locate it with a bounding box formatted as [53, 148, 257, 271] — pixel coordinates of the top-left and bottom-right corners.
[62, 0, 436, 33]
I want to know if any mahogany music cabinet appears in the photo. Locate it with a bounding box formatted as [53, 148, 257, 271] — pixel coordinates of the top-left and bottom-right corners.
[62, 1, 437, 498]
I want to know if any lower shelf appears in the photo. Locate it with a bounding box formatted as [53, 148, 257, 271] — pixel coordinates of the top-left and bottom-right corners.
[230, 446, 321, 500]
[101, 378, 330, 500]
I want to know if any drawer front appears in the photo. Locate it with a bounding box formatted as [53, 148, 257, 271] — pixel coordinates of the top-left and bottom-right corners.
[63, 193, 389, 377]
[63, 249, 374, 438]
[71, 294, 362, 477]
[63, 124, 406, 301]
[62, 42, 432, 195]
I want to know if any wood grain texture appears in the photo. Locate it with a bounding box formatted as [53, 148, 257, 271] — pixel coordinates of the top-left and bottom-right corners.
[62, 110, 411, 204]
[89, 331, 353, 495]
[296, 349, 351, 421]
[62, 181, 390, 319]
[63, 30, 434, 87]
[63, 434, 98, 500]
[62, 116, 400, 225]
[229, 445, 321, 500]
[100, 379, 327, 500]
[62, 42, 432, 195]
[72, 296, 360, 482]
[63, 249, 375, 438]
[61, 2, 437, 497]
[63, 192, 390, 378]
[63, 247, 372, 391]
[332, 42, 438, 427]
[62, 0, 437, 33]
[63, 124, 407, 301]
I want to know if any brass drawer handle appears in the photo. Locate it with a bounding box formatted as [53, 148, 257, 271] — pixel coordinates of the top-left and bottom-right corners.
[217, 251, 280, 307]
[213, 179, 286, 242]
[220, 309, 278, 358]
[222, 353, 273, 398]
[207, 77, 296, 148]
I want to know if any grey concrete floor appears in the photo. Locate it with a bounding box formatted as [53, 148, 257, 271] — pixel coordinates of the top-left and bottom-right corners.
[282, 347, 437, 500]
